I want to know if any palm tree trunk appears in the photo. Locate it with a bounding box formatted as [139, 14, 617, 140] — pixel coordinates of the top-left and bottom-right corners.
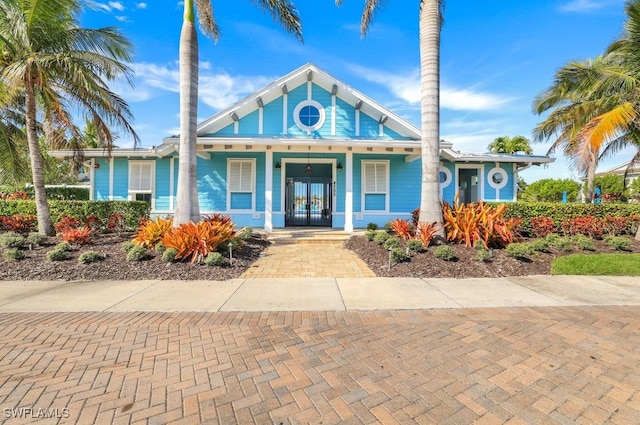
[584, 151, 597, 203]
[25, 81, 55, 236]
[418, 0, 444, 237]
[174, 0, 201, 225]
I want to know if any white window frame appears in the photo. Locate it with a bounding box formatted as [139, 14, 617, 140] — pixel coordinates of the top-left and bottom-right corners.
[293, 100, 326, 132]
[361, 160, 390, 212]
[227, 158, 256, 211]
[128, 161, 155, 208]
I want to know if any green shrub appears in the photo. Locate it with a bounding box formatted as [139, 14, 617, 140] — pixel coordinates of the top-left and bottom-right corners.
[46, 248, 70, 261]
[161, 247, 178, 263]
[383, 237, 400, 250]
[0, 200, 149, 232]
[0, 232, 25, 249]
[373, 231, 389, 245]
[0, 186, 90, 200]
[366, 222, 378, 231]
[126, 245, 148, 261]
[407, 239, 424, 252]
[237, 227, 252, 240]
[492, 202, 640, 237]
[605, 236, 632, 251]
[546, 235, 573, 252]
[434, 245, 457, 261]
[572, 234, 596, 251]
[78, 251, 104, 264]
[364, 229, 377, 241]
[505, 242, 534, 259]
[473, 249, 491, 262]
[390, 247, 409, 263]
[154, 242, 166, 255]
[25, 233, 47, 247]
[204, 252, 225, 266]
[530, 239, 550, 253]
[121, 241, 136, 252]
[3, 248, 24, 261]
[55, 241, 72, 252]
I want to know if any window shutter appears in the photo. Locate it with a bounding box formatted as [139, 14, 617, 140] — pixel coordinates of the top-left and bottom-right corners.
[364, 162, 387, 193]
[229, 161, 253, 192]
[129, 162, 152, 191]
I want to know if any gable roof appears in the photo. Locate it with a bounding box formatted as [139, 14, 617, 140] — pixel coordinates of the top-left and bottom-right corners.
[186, 62, 421, 141]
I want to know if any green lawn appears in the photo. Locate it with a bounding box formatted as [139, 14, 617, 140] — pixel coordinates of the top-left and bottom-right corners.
[551, 253, 640, 276]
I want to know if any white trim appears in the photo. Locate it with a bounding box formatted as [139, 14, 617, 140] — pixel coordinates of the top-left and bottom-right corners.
[331, 94, 336, 136]
[169, 157, 175, 211]
[265, 151, 273, 233]
[258, 106, 264, 135]
[282, 94, 288, 135]
[226, 158, 256, 212]
[108, 157, 114, 201]
[293, 100, 326, 132]
[439, 165, 452, 188]
[345, 152, 353, 232]
[512, 163, 518, 202]
[233, 120, 239, 135]
[89, 158, 95, 201]
[487, 166, 508, 191]
[355, 110, 360, 137]
[307, 81, 312, 99]
[378, 123, 384, 137]
[361, 160, 390, 212]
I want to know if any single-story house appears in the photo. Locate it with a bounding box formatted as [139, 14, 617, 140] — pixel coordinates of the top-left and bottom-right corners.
[52, 63, 554, 231]
[595, 160, 640, 187]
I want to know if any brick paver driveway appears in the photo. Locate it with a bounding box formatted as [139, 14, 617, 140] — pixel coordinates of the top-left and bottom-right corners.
[1, 307, 639, 424]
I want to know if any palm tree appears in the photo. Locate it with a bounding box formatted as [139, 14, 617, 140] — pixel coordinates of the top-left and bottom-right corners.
[0, 96, 30, 186]
[0, 0, 138, 235]
[336, 0, 445, 236]
[174, 0, 303, 226]
[487, 135, 533, 155]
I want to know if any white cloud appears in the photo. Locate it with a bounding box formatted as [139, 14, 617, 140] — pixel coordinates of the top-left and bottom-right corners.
[559, 0, 622, 12]
[87, 1, 112, 13]
[108, 1, 125, 11]
[118, 62, 274, 110]
[115, 15, 129, 22]
[136, 3, 147, 9]
[347, 64, 513, 112]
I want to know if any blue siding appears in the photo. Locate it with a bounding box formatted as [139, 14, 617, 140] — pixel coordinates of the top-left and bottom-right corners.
[262, 97, 283, 136]
[214, 123, 235, 136]
[359, 113, 379, 139]
[230, 193, 252, 209]
[239, 109, 259, 136]
[197, 156, 226, 211]
[501, 164, 516, 200]
[334, 98, 354, 138]
[155, 158, 171, 211]
[389, 156, 421, 212]
[286, 84, 309, 137]
[441, 162, 456, 204]
[94, 158, 110, 200]
[112, 159, 128, 200]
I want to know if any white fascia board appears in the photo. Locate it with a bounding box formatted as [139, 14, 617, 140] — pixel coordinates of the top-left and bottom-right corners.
[196, 136, 421, 150]
[48, 148, 161, 159]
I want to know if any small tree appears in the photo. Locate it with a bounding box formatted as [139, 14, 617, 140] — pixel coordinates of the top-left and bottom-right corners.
[521, 178, 581, 202]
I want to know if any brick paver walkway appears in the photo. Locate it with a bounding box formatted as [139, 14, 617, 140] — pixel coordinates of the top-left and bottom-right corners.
[1, 307, 639, 424]
[240, 242, 375, 278]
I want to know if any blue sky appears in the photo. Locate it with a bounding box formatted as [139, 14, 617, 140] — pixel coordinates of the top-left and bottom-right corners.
[81, 0, 629, 183]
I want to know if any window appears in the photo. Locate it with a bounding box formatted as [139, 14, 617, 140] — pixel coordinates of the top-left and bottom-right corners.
[487, 167, 508, 189]
[363, 161, 388, 193]
[362, 161, 389, 211]
[129, 161, 153, 203]
[293, 100, 325, 132]
[228, 159, 255, 210]
[439, 166, 452, 187]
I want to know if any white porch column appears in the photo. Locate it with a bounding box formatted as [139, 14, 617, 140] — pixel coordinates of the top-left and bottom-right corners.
[264, 151, 273, 233]
[345, 151, 354, 232]
[108, 157, 114, 200]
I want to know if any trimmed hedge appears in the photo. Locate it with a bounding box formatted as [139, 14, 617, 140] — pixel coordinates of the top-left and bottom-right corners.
[489, 202, 640, 237]
[0, 200, 149, 232]
[0, 186, 90, 200]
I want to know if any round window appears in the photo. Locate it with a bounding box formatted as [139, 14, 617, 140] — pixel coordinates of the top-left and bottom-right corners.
[293, 100, 326, 132]
[439, 166, 452, 187]
[487, 167, 508, 189]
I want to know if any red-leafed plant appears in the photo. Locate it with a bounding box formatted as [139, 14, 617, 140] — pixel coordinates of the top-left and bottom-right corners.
[55, 216, 82, 234]
[161, 220, 235, 263]
[560, 216, 603, 239]
[84, 214, 102, 233]
[530, 216, 557, 238]
[202, 213, 233, 226]
[107, 213, 127, 234]
[0, 214, 37, 234]
[60, 226, 93, 246]
[390, 218, 413, 240]
[0, 191, 30, 200]
[416, 221, 438, 247]
[602, 216, 628, 236]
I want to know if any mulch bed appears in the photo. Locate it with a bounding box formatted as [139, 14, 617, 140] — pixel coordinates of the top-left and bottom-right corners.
[0, 232, 638, 281]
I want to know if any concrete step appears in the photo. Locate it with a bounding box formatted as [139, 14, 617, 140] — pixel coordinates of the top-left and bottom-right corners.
[267, 230, 357, 245]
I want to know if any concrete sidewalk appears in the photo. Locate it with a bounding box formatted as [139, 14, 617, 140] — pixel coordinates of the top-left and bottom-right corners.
[0, 275, 639, 312]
